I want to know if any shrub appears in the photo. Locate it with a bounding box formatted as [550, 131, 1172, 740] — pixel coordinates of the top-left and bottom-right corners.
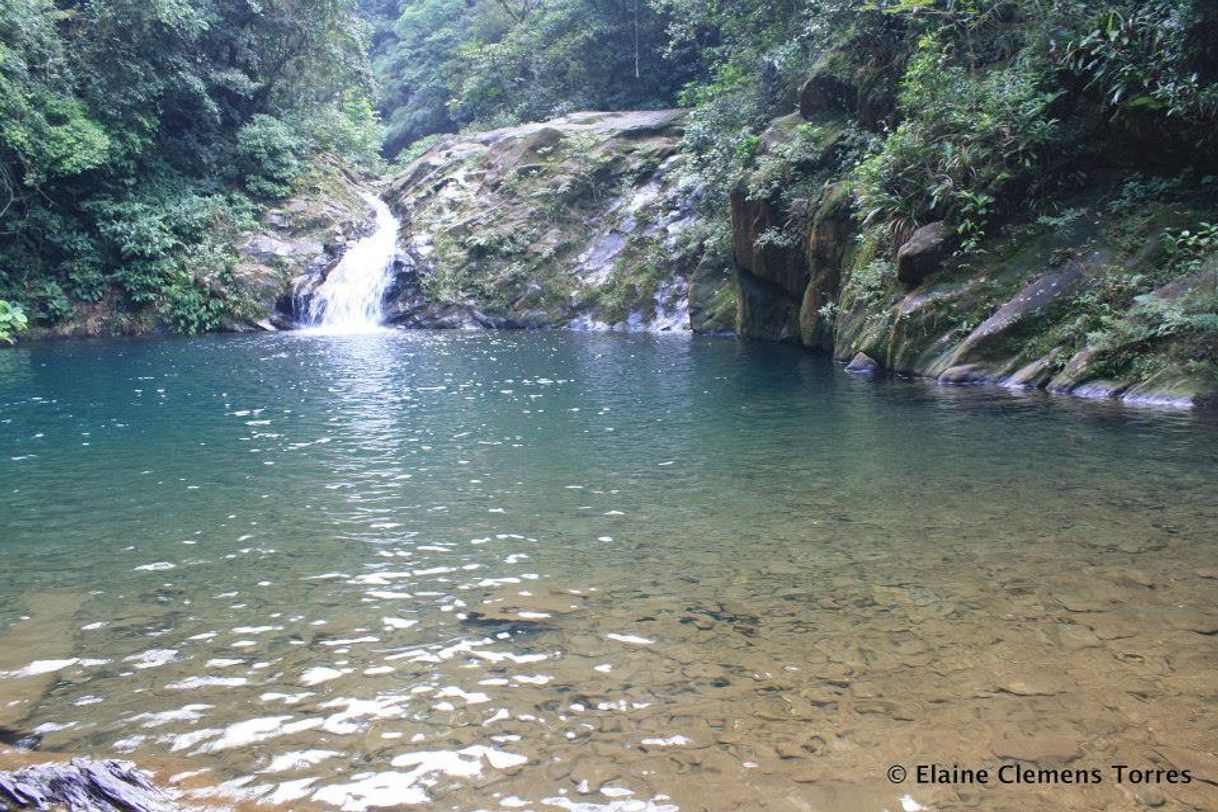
[161, 273, 227, 335]
[236, 115, 304, 199]
[297, 95, 385, 167]
[1063, 0, 1218, 121]
[32, 279, 73, 324]
[0, 300, 29, 344]
[852, 35, 1062, 243]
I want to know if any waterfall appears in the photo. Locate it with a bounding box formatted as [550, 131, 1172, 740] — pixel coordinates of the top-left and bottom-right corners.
[306, 194, 400, 332]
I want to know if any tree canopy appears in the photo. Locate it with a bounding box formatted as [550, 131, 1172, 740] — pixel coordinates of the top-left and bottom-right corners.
[2, 0, 1216, 340]
[0, 0, 380, 333]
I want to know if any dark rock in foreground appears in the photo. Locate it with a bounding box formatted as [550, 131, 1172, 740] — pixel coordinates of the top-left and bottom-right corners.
[0, 729, 41, 752]
[0, 759, 183, 812]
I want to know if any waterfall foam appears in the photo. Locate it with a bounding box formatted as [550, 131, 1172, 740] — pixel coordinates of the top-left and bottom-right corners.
[306, 194, 400, 332]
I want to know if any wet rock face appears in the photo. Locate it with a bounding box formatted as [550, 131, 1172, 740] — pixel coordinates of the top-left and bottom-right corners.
[246, 170, 379, 330]
[727, 111, 1217, 405]
[386, 110, 733, 333]
[850, 200, 1215, 406]
[732, 116, 855, 342]
[687, 254, 737, 334]
[927, 255, 1100, 384]
[0, 759, 182, 812]
[730, 187, 809, 302]
[736, 269, 801, 342]
[800, 190, 854, 350]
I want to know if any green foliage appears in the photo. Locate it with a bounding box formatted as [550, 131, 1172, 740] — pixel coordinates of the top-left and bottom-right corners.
[394, 134, 444, 168]
[237, 116, 304, 199]
[297, 96, 386, 168]
[0, 300, 28, 344]
[1033, 266, 1153, 361]
[460, 227, 536, 259]
[747, 123, 834, 202]
[1063, 0, 1218, 120]
[31, 279, 73, 324]
[376, 0, 703, 156]
[1161, 222, 1218, 273]
[834, 235, 898, 317]
[1021, 215, 1218, 379]
[0, 0, 379, 334]
[1106, 174, 1184, 214]
[853, 33, 1061, 242]
[161, 272, 227, 335]
[846, 256, 898, 308]
[678, 56, 817, 215]
[1088, 291, 1218, 378]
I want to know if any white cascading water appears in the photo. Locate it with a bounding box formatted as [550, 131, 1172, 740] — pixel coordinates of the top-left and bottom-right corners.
[306, 194, 400, 332]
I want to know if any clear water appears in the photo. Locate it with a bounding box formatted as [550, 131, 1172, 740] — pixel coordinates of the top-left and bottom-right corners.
[0, 332, 1215, 812]
[305, 195, 400, 332]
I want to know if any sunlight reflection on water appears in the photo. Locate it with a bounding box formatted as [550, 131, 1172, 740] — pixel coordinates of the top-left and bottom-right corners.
[0, 331, 1216, 812]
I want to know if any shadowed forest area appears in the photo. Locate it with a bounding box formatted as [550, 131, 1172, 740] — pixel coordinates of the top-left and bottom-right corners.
[2, 1, 1216, 398]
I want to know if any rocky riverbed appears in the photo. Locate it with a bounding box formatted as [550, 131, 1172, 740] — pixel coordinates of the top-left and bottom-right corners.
[1, 332, 1216, 812]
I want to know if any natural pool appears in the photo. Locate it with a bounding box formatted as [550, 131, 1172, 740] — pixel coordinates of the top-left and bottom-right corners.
[0, 331, 1215, 812]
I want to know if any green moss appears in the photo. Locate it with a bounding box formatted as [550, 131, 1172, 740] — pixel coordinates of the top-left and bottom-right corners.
[815, 180, 854, 224]
[592, 246, 670, 324]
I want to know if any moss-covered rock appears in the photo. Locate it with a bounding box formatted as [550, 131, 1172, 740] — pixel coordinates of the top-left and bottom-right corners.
[385, 110, 727, 332]
[730, 143, 1218, 407]
[732, 114, 853, 341]
[845, 185, 1218, 407]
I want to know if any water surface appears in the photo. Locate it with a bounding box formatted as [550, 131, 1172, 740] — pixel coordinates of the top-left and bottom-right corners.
[1, 332, 1215, 811]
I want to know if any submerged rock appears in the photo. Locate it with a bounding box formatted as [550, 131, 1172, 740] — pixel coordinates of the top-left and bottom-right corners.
[0, 728, 40, 752]
[844, 352, 879, 375]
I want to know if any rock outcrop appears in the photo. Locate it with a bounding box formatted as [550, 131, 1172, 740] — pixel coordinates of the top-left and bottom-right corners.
[724, 58, 1218, 408]
[831, 193, 1218, 408]
[844, 352, 879, 375]
[730, 113, 853, 344]
[896, 222, 945, 287]
[240, 160, 378, 329]
[384, 110, 735, 333]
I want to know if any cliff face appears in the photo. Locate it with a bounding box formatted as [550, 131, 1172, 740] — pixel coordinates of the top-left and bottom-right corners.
[729, 82, 1218, 409]
[384, 110, 735, 333]
[379, 99, 1215, 407]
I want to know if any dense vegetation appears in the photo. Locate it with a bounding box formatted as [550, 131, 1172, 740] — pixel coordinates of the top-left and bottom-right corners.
[2, 0, 1216, 352]
[369, 0, 704, 156]
[0, 0, 381, 338]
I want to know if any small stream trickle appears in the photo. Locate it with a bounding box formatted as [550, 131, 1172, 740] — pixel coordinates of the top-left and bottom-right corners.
[305, 194, 400, 332]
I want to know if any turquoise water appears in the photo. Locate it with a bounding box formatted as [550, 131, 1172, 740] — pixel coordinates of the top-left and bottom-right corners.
[1, 332, 1215, 812]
